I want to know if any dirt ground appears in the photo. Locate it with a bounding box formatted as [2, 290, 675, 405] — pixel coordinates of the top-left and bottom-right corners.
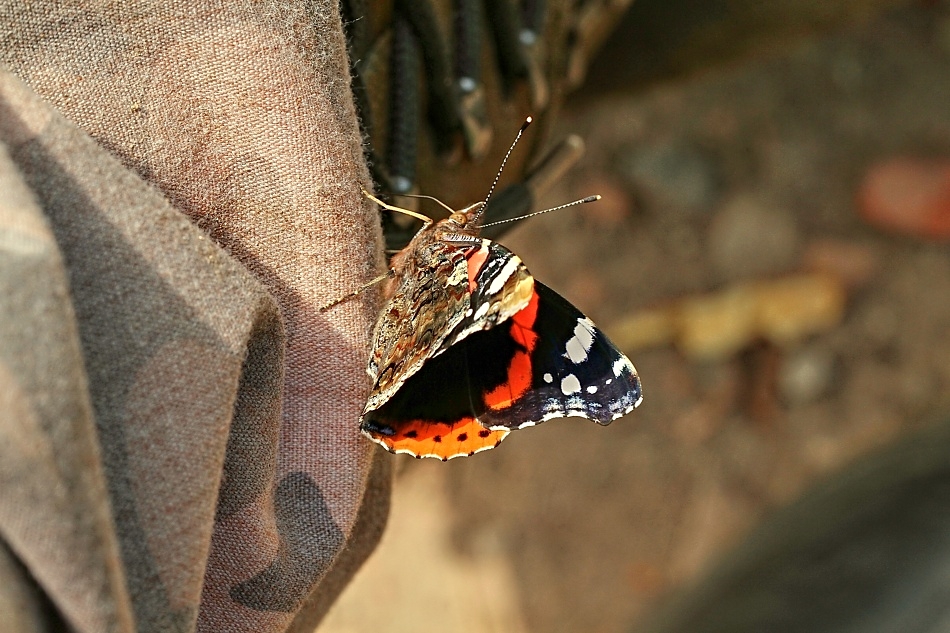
[322, 4, 950, 633]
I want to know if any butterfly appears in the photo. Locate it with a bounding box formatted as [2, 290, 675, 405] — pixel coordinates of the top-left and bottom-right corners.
[333, 118, 642, 460]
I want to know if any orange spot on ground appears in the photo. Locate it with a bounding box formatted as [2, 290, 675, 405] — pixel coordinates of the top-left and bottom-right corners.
[370, 417, 508, 460]
[858, 157, 950, 240]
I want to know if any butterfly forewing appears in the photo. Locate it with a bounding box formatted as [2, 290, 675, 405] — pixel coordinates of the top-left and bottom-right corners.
[478, 282, 642, 430]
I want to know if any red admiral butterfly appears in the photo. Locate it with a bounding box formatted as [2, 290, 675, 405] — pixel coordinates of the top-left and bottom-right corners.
[346, 118, 642, 460]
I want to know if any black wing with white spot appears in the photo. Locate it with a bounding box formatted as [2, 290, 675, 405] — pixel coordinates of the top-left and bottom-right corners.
[479, 281, 642, 430]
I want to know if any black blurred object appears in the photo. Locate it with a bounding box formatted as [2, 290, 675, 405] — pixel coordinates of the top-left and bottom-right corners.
[636, 417, 950, 633]
[584, 0, 917, 96]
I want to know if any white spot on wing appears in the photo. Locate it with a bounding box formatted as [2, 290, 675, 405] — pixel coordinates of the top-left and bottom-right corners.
[543, 373, 553, 383]
[560, 374, 581, 395]
[564, 318, 596, 363]
[575, 318, 596, 348]
[565, 338, 587, 363]
[485, 256, 521, 295]
[473, 302, 490, 320]
[586, 385, 598, 394]
[612, 357, 633, 377]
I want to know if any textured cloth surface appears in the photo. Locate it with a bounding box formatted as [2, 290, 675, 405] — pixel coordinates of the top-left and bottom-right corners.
[0, 2, 389, 632]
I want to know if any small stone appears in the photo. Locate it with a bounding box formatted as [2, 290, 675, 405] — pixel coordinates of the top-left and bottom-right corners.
[666, 222, 703, 261]
[779, 347, 835, 405]
[617, 142, 719, 213]
[857, 157, 950, 241]
[708, 193, 801, 281]
[856, 299, 899, 348]
[802, 239, 880, 288]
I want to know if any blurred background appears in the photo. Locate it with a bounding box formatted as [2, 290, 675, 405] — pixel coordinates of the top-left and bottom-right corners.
[325, 1, 950, 631]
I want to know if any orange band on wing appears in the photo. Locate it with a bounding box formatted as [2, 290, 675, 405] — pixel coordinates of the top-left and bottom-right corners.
[465, 243, 490, 292]
[510, 288, 540, 334]
[365, 417, 509, 461]
[484, 290, 540, 410]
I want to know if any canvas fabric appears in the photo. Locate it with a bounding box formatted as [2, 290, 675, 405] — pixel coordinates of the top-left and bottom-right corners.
[0, 2, 390, 632]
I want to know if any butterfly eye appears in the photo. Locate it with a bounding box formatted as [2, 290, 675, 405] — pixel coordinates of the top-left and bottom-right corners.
[449, 212, 468, 225]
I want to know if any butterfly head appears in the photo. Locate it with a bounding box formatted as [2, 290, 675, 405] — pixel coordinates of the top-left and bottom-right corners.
[446, 201, 486, 231]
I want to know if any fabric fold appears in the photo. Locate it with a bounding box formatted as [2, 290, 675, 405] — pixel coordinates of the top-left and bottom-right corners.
[0, 0, 388, 625]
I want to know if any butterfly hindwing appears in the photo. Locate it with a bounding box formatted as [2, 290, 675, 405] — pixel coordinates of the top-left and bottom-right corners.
[359, 316, 517, 459]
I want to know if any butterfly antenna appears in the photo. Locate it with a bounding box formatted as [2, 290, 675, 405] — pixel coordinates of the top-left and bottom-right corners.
[474, 116, 533, 223]
[480, 195, 601, 228]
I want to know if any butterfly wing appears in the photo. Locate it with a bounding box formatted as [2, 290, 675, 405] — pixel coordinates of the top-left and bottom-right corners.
[364, 238, 533, 423]
[359, 332, 513, 460]
[360, 279, 641, 459]
[477, 281, 642, 430]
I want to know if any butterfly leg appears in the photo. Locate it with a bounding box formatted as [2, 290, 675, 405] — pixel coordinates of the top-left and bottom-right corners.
[319, 269, 395, 312]
[360, 185, 433, 225]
